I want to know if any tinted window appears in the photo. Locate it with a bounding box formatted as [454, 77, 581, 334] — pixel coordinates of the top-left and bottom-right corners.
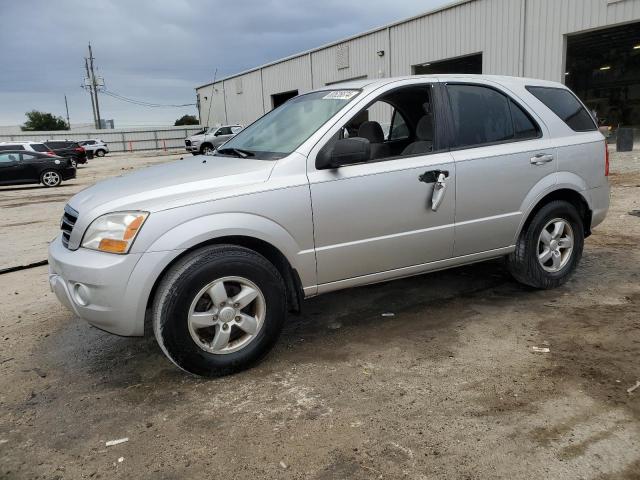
[31, 143, 49, 152]
[0, 145, 25, 151]
[526, 86, 596, 132]
[20, 153, 37, 162]
[447, 84, 514, 147]
[46, 141, 66, 148]
[509, 100, 540, 139]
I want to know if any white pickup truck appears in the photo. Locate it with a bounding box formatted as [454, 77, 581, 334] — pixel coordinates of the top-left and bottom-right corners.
[185, 125, 243, 155]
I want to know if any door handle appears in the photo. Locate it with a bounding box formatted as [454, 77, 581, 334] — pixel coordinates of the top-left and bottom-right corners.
[419, 169, 449, 183]
[431, 172, 448, 212]
[530, 153, 554, 165]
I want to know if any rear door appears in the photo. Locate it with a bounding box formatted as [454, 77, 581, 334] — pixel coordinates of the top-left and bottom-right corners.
[18, 153, 43, 181]
[444, 82, 554, 256]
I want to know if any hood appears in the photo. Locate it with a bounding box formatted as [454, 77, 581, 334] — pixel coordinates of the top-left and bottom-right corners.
[189, 134, 206, 142]
[68, 155, 276, 215]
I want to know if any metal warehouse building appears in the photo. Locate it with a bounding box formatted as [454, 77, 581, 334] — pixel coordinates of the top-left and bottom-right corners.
[196, 0, 640, 131]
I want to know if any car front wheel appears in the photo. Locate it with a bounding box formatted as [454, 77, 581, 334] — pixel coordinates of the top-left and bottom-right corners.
[95, 149, 106, 157]
[507, 200, 584, 289]
[41, 170, 62, 187]
[152, 245, 287, 377]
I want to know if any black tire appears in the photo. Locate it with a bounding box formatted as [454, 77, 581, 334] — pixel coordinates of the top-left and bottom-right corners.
[152, 245, 287, 377]
[40, 170, 62, 187]
[200, 143, 214, 155]
[96, 149, 106, 157]
[507, 200, 584, 289]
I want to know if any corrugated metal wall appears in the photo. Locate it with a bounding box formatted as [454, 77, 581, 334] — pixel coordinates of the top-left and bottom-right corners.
[196, 0, 640, 127]
[390, 0, 523, 77]
[222, 70, 264, 126]
[262, 55, 313, 109]
[310, 29, 389, 87]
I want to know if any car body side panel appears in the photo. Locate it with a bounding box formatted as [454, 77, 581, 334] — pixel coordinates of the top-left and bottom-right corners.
[141, 184, 316, 289]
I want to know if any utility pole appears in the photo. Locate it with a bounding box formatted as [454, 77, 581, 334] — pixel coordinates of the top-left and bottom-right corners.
[88, 43, 102, 129]
[84, 57, 98, 128]
[64, 95, 70, 129]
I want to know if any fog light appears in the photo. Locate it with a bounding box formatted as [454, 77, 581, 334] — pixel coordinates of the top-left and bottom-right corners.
[73, 283, 91, 306]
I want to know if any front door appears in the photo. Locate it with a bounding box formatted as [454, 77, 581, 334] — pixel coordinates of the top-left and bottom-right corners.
[308, 83, 456, 286]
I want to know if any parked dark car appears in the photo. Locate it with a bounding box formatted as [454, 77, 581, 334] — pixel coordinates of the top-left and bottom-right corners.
[44, 140, 91, 165]
[0, 150, 76, 187]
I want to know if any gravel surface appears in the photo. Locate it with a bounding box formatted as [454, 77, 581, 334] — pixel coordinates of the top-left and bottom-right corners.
[0, 149, 638, 479]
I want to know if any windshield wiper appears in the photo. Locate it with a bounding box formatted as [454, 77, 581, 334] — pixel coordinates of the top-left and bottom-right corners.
[216, 147, 254, 158]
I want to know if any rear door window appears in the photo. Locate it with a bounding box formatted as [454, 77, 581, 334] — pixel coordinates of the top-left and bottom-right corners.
[447, 84, 514, 148]
[526, 86, 596, 132]
[31, 143, 49, 152]
[0, 145, 24, 151]
[509, 100, 540, 140]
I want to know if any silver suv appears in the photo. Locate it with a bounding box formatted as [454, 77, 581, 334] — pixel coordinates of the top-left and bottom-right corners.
[79, 139, 109, 157]
[185, 125, 243, 155]
[48, 75, 610, 377]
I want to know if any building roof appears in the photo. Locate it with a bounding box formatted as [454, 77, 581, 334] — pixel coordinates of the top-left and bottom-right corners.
[195, 0, 476, 91]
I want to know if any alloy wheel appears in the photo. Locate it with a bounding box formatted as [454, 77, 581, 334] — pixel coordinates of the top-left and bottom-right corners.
[187, 276, 266, 354]
[42, 171, 61, 187]
[537, 218, 574, 273]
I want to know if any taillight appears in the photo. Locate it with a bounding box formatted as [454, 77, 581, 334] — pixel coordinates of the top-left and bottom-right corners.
[605, 143, 610, 177]
[45, 151, 56, 157]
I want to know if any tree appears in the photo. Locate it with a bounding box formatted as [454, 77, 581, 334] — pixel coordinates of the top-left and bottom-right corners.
[174, 114, 199, 126]
[21, 110, 69, 131]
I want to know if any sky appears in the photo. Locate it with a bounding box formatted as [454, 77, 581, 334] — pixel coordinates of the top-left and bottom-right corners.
[0, 0, 450, 128]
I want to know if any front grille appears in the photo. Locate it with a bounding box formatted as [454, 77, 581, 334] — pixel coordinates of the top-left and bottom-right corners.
[60, 205, 78, 248]
[185, 139, 192, 147]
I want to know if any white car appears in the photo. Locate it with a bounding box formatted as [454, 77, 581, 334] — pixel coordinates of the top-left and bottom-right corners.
[0, 141, 55, 155]
[185, 125, 243, 155]
[79, 139, 109, 157]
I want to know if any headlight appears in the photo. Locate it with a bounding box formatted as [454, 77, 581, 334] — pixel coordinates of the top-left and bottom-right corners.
[82, 211, 149, 254]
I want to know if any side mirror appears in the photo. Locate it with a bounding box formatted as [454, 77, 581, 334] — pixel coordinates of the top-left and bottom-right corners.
[316, 137, 370, 170]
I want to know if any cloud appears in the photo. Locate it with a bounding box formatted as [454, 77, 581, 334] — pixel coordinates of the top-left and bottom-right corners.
[0, 0, 448, 126]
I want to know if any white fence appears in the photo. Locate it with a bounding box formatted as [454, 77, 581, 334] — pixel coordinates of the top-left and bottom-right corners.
[0, 126, 203, 152]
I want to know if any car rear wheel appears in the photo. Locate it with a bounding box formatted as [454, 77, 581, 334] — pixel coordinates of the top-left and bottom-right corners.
[152, 245, 287, 377]
[95, 149, 106, 157]
[41, 170, 62, 187]
[506, 200, 584, 289]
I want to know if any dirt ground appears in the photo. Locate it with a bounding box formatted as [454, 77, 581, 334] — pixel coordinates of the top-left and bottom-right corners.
[0, 149, 639, 479]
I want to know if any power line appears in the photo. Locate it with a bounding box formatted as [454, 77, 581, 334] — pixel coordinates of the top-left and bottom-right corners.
[101, 89, 196, 108]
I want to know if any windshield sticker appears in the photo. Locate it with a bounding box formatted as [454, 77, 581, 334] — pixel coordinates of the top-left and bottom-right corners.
[323, 90, 358, 100]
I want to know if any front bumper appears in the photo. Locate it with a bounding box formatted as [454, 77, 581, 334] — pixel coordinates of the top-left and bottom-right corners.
[48, 235, 183, 336]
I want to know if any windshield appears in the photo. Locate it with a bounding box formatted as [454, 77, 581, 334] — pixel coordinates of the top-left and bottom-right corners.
[217, 89, 360, 159]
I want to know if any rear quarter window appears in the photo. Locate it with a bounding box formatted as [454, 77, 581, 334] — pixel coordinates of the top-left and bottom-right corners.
[526, 86, 596, 132]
